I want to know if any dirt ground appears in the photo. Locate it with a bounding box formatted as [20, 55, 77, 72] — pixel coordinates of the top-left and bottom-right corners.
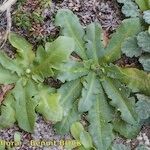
[0, 0, 150, 150]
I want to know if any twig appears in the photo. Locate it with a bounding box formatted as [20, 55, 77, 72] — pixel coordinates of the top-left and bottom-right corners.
[0, 84, 13, 104]
[0, 0, 17, 48]
[0, 6, 11, 48]
[0, 0, 16, 12]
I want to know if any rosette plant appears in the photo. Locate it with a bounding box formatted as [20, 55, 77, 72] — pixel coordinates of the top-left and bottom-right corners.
[116, 0, 150, 128]
[53, 9, 150, 149]
[0, 33, 74, 133]
[0, 8, 150, 150]
[117, 0, 150, 72]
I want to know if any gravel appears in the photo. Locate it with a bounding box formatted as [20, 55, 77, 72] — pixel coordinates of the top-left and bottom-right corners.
[115, 125, 150, 150]
[42, 0, 122, 38]
[0, 115, 71, 150]
[11, 0, 122, 44]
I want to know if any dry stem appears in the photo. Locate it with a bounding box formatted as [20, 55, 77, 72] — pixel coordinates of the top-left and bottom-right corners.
[0, 0, 17, 48]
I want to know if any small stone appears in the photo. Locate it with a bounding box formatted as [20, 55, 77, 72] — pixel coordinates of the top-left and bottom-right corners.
[137, 136, 143, 141]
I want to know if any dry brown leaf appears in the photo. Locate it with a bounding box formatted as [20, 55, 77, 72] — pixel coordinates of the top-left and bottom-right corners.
[102, 31, 109, 48]
[0, 84, 13, 104]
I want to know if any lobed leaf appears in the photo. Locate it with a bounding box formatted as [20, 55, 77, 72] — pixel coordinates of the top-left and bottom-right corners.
[36, 87, 63, 122]
[57, 60, 89, 82]
[55, 9, 87, 59]
[54, 80, 82, 134]
[85, 22, 105, 63]
[87, 85, 114, 150]
[13, 79, 38, 133]
[143, 10, 150, 24]
[102, 78, 138, 124]
[103, 18, 142, 63]
[122, 1, 140, 17]
[54, 101, 81, 135]
[58, 79, 82, 115]
[34, 45, 47, 64]
[78, 72, 101, 113]
[9, 32, 35, 68]
[121, 36, 142, 57]
[55, 79, 82, 134]
[0, 65, 18, 84]
[107, 66, 150, 96]
[137, 31, 150, 53]
[104, 64, 125, 79]
[113, 119, 140, 139]
[136, 94, 150, 120]
[139, 55, 150, 71]
[0, 51, 22, 75]
[118, 67, 150, 96]
[32, 36, 75, 80]
[0, 93, 16, 129]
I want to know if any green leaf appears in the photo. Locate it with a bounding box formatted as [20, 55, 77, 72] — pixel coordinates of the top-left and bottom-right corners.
[135, 0, 149, 11]
[0, 145, 5, 150]
[34, 45, 47, 64]
[139, 55, 150, 71]
[143, 10, 150, 24]
[105, 64, 125, 79]
[122, 1, 140, 17]
[0, 93, 16, 129]
[54, 80, 82, 134]
[102, 78, 138, 124]
[32, 36, 75, 79]
[14, 132, 21, 143]
[136, 145, 150, 150]
[70, 122, 93, 149]
[0, 65, 18, 84]
[57, 60, 89, 82]
[71, 122, 84, 140]
[36, 87, 63, 122]
[80, 130, 93, 149]
[118, 67, 150, 96]
[55, 9, 87, 59]
[113, 119, 140, 139]
[78, 146, 87, 150]
[117, 0, 141, 17]
[13, 79, 38, 133]
[103, 18, 141, 63]
[78, 72, 101, 112]
[136, 94, 150, 120]
[0, 51, 22, 75]
[44, 36, 75, 69]
[87, 89, 114, 150]
[112, 143, 130, 150]
[85, 22, 105, 63]
[8, 32, 35, 67]
[137, 31, 150, 52]
[121, 36, 142, 57]
[54, 101, 81, 134]
[64, 140, 82, 150]
[58, 79, 82, 115]
[117, 0, 130, 3]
